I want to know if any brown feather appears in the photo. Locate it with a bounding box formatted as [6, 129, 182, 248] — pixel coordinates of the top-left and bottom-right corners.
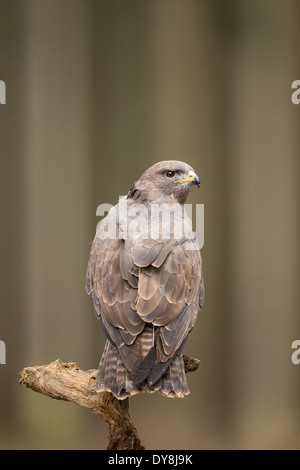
[86, 160, 204, 399]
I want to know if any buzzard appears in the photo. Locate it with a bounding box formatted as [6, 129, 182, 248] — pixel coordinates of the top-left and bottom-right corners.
[86, 161, 204, 399]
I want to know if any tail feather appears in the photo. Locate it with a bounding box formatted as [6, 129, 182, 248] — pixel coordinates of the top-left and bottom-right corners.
[96, 341, 140, 398]
[96, 340, 190, 399]
[168, 354, 190, 397]
[149, 354, 189, 398]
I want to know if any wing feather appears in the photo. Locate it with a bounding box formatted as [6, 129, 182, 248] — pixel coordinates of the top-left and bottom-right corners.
[86, 195, 204, 384]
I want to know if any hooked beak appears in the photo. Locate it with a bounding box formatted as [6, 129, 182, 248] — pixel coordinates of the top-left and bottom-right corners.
[190, 171, 201, 187]
[176, 170, 201, 187]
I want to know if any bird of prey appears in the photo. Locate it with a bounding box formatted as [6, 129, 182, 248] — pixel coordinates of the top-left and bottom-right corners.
[86, 161, 204, 399]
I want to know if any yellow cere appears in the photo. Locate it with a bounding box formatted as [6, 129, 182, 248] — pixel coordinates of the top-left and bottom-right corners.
[176, 171, 195, 183]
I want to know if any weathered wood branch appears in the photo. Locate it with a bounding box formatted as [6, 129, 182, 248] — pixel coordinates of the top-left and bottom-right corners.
[19, 355, 200, 450]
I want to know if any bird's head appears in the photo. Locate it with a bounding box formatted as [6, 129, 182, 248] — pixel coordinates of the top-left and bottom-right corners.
[131, 160, 200, 204]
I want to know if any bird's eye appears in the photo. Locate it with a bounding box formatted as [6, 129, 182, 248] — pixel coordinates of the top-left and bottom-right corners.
[166, 171, 176, 178]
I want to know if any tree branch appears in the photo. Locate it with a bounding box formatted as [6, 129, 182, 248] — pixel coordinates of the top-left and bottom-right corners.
[19, 355, 200, 450]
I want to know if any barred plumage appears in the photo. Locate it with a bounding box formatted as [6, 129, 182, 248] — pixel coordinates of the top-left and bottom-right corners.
[86, 161, 204, 399]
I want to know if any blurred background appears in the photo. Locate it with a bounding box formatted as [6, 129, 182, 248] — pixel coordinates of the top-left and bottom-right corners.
[1, 0, 300, 450]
